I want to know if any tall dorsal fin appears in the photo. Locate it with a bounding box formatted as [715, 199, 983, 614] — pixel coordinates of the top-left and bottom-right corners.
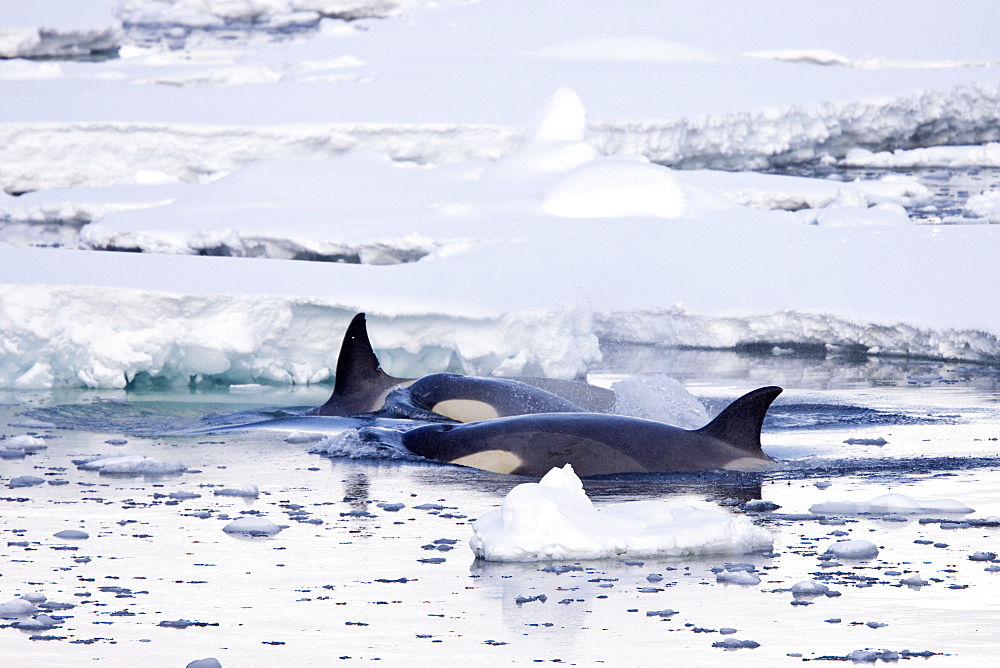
[697, 386, 782, 455]
[317, 313, 407, 415]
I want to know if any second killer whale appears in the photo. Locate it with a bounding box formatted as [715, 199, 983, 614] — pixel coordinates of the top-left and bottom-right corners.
[313, 312, 615, 421]
[399, 386, 783, 477]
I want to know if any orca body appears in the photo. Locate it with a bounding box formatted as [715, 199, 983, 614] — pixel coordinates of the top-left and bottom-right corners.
[315, 312, 616, 422]
[400, 386, 782, 477]
[407, 373, 587, 422]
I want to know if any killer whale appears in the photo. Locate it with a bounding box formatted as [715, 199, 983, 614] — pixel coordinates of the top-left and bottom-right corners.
[400, 386, 783, 477]
[312, 313, 415, 416]
[314, 313, 615, 421]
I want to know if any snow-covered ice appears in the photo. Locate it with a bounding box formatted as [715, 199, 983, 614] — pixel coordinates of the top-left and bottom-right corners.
[469, 465, 773, 562]
[823, 540, 880, 560]
[809, 492, 974, 516]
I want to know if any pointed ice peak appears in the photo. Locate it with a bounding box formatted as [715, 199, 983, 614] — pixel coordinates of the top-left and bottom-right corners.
[538, 463, 583, 490]
[526, 87, 587, 144]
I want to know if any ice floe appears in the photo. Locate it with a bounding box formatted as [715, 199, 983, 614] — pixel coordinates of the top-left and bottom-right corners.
[469, 464, 773, 562]
[809, 492, 974, 515]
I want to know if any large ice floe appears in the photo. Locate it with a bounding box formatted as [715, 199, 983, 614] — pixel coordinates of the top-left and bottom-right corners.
[2, 0, 1000, 390]
[469, 465, 773, 562]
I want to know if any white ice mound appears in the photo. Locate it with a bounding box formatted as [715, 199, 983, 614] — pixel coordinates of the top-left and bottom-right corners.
[543, 157, 687, 219]
[470, 465, 772, 562]
[809, 492, 973, 515]
[76, 455, 186, 475]
[824, 539, 879, 560]
[222, 517, 282, 536]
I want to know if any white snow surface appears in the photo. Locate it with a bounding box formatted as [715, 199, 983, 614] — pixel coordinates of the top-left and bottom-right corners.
[469, 465, 773, 562]
[809, 492, 974, 516]
[2, 1, 1000, 389]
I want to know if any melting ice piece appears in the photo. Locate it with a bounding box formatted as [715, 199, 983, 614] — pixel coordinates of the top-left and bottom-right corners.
[76, 455, 186, 475]
[222, 517, 282, 536]
[213, 484, 260, 498]
[823, 540, 879, 560]
[470, 464, 772, 562]
[809, 492, 973, 515]
[0, 598, 40, 618]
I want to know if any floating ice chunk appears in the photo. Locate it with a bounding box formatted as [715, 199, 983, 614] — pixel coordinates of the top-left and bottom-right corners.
[900, 574, 928, 587]
[470, 465, 772, 562]
[810, 492, 973, 515]
[843, 437, 888, 446]
[213, 484, 259, 498]
[13, 614, 61, 630]
[222, 517, 282, 536]
[284, 431, 326, 444]
[0, 598, 40, 618]
[6, 434, 47, 452]
[53, 529, 89, 540]
[543, 157, 688, 219]
[76, 455, 186, 475]
[186, 659, 222, 668]
[824, 540, 879, 560]
[968, 551, 997, 562]
[21, 593, 45, 604]
[8, 475, 45, 488]
[712, 638, 760, 649]
[791, 580, 830, 595]
[716, 570, 761, 586]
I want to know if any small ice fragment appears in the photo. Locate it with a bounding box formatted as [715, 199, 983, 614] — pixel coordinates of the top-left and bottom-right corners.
[7, 435, 46, 452]
[53, 530, 89, 540]
[376, 502, 404, 512]
[646, 574, 663, 582]
[823, 540, 879, 559]
[848, 650, 879, 662]
[740, 500, 781, 512]
[229, 384, 269, 394]
[814, 481, 832, 489]
[969, 551, 997, 562]
[222, 517, 282, 536]
[169, 491, 201, 500]
[810, 492, 972, 515]
[8, 475, 45, 488]
[716, 571, 761, 585]
[21, 593, 46, 604]
[712, 638, 760, 649]
[186, 659, 222, 668]
[515, 594, 547, 604]
[105, 438, 128, 445]
[77, 455, 186, 475]
[900, 574, 928, 587]
[719, 627, 737, 635]
[791, 580, 830, 596]
[284, 432, 325, 444]
[213, 484, 259, 498]
[645, 609, 677, 617]
[843, 437, 888, 446]
[13, 614, 60, 630]
[865, 621, 888, 629]
[0, 598, 40, 618]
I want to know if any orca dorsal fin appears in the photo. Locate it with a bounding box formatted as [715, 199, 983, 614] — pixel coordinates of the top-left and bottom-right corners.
[317, 313, 406, 415]
[696, 386, 782, 455]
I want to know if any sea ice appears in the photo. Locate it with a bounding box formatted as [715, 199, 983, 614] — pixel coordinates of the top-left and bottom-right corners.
[222, 517, 282, 535]
[212, 484, 260, 498]
[75, 454, 187, 475]
[0, 598, 40, 618]
[809, 492, 973, 515]
[823, 540, 879, 560]
[469, 465, 772, 562]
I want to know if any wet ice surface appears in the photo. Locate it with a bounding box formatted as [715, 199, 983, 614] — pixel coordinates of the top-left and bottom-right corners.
[2, 352, 1000, 665]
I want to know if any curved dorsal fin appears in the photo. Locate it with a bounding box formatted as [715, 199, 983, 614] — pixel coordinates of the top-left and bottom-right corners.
[317, 313, 407, 415]
[696, 386, 782, 455]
